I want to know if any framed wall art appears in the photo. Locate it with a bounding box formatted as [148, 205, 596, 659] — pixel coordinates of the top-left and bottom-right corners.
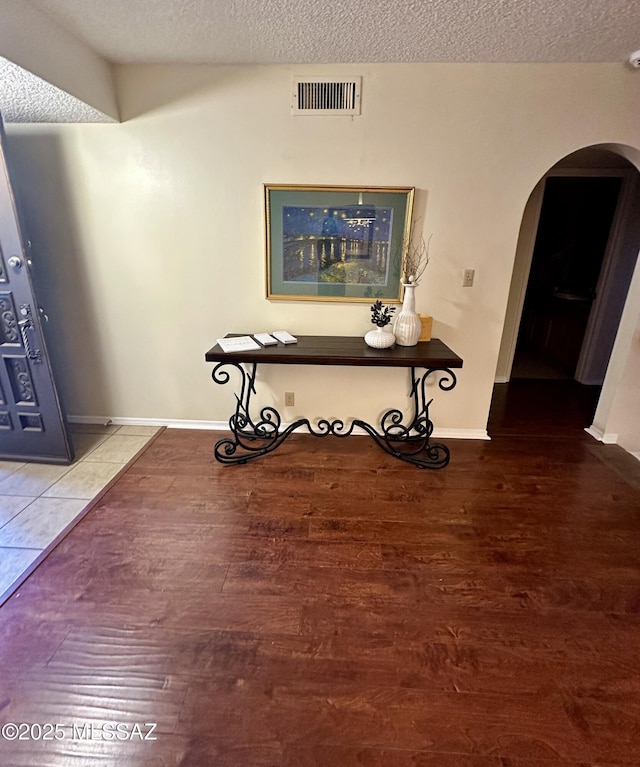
[265, 184, 414, 302]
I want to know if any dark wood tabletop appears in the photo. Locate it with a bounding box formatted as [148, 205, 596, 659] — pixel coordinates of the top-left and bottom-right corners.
[205, 335, 463, 369]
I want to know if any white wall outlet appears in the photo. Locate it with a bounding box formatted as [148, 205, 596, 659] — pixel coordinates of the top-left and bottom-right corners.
[285, 392, 295, 406]
[462, 269, 475, 287]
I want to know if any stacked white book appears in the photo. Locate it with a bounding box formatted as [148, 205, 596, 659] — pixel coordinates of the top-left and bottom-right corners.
[272, 331, 297, 344]
[216, 336, 260, 353]
[216, 332, 298, 352]
[253, 333, 278, 346]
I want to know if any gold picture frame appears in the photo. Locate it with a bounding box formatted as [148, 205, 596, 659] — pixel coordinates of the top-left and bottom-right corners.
[265, 184, 415, 302]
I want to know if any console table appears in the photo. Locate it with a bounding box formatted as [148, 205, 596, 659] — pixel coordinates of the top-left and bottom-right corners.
[205, 335, 463, 469]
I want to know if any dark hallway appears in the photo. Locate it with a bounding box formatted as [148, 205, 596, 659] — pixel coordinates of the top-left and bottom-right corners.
[488, 379, 601, 438]
[512, 176, 621, 383]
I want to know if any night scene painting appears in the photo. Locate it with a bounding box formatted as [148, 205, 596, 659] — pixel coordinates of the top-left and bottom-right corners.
[281, 205, 394, 286]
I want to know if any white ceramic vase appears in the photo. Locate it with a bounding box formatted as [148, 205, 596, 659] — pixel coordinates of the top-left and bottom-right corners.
[394, 282, 421, 346]
[364, 326, 396, 349]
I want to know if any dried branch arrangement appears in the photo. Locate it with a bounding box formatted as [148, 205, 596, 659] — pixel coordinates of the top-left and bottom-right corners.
[401, 228, 432, 285]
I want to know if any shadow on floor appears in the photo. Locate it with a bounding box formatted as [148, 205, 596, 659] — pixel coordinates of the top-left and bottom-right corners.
[488, 379, 601, 439]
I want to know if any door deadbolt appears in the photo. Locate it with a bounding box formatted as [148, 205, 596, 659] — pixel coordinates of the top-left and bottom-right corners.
[8, 256, 22, 269]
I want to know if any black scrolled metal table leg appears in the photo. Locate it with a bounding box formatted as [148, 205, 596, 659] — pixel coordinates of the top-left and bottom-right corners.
[211, 361, 303, 464]
[369, 366, 458, 469]
[210, 361, 457, 469]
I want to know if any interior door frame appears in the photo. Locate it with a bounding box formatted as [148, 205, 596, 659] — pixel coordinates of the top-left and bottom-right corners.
[574, 170, 636, 382]
[496, 167, 635, 384]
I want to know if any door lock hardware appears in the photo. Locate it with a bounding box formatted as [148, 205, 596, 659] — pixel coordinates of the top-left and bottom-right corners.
[18, 304, 42, 363]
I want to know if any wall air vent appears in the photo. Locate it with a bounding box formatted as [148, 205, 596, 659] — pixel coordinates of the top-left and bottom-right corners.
[292, 77, 361, 115]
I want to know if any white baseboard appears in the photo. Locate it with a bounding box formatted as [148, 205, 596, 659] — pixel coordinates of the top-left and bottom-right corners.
[433, 428, 490, 440]
[68, 416, 489, 440]
[585, 428, 640, 461]
[584, 426, 619, 444]
[68, 415, 115, 426]
[68, 415, 230, 430]
[167, 420, 230, 430]
[494, 376, 509, 384]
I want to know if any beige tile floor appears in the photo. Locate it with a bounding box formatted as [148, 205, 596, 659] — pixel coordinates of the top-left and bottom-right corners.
[0, 423, 160, 604]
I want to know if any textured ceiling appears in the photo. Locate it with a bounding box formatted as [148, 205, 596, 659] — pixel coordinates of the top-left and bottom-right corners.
[0, 58, 115, 123]
[28, 0, 640, 65]
[3, 0, 640, 124]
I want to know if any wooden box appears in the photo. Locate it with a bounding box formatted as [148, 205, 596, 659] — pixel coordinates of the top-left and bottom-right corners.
[419, 315, 433, 341]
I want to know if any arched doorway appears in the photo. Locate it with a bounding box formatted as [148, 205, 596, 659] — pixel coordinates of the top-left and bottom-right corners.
[490, 147, 640, 437]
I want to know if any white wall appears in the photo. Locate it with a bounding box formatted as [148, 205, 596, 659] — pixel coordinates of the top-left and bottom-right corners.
[592, 244, 640, 451]
[604, 308, 640, 454]
[494, 178, 544, 382]
[5, 63, 640, 438]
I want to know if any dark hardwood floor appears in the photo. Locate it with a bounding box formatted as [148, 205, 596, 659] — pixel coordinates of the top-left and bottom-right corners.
[1, 415, 639, 765]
